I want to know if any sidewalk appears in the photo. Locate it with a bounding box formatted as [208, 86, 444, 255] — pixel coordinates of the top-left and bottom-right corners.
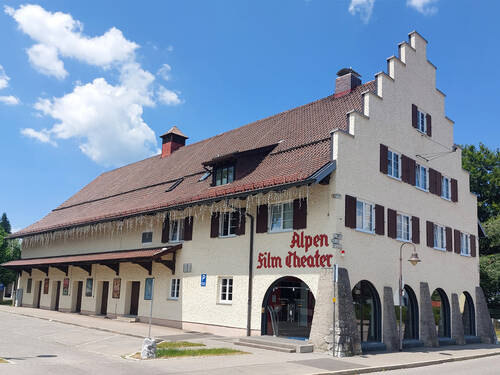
[1, 305, 499, 375]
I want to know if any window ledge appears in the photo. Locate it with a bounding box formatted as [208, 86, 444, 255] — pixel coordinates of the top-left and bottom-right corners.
[460, 253, 471, 257]
[433, 247, 446, 252]
[217, 301, 233, 305]
[441, 196, 451, 201]
[396, 238, 412, 243]
[388, 175, 402, 182]
[218, 234, 237, 239]
[415, 186, 429, 193]
[355, 228, 376, 235]
[268, 229, 293, 234]
[167, 297, 179, 301]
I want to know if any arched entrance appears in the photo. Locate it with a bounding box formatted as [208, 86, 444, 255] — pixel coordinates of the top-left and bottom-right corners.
[261, 277, 315, 339]
[352, 280, 381, 343]
[431, 288, 451, 338]
[461, 292, 476, 336]
[397, 285, 419, 340]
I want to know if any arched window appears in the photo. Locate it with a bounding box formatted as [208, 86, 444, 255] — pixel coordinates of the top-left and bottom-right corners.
[261, 277, 315, 338]
[461, 292, 476, 336]
[352, 280, 381, 342]
[396, 285, 419, 341]
[431, 288, 451, 338]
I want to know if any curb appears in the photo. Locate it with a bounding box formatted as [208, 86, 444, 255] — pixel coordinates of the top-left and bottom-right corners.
[0, 308, 146, 339]
[313, 350, 500, 375]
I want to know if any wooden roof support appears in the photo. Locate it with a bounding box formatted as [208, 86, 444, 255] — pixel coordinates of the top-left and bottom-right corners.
[73, 264, 92, 276]
[33, 266, 48, 276]
[134, 261, 152, 275]
[22, 268, 32, 277]
[156, 260, 175, 275]
[51, 265, 69, 276]
[100, 263, 119, 276]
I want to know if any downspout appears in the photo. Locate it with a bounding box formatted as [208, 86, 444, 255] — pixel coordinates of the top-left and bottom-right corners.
[245, 211, 254, 336]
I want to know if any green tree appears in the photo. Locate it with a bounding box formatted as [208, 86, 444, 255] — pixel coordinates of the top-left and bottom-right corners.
[0, 214, 20, 288]
[480, 254, 500, 318]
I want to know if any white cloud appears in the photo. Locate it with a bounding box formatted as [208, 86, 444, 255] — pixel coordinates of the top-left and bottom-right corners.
[0, 95, 20, 105]
[167, 45, 174, 52]
[21, 128, 55, 145]
[407, 0, 438, 15]
[0, 65, 9, 89]
[157, 63, 172, 81]
[348, 0, 375, 23]
[157, 86, 182, 106]
[5, 4, 138, 78]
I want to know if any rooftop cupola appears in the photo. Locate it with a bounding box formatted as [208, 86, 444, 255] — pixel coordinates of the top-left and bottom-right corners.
[160, 126, 188, 158]
[335, 67, 362, 97]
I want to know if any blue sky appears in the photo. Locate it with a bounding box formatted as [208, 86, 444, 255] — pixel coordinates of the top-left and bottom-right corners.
[0, 0, 499, 232]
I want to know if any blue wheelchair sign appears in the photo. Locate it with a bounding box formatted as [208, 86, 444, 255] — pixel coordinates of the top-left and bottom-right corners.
[200, 274, 207, 287]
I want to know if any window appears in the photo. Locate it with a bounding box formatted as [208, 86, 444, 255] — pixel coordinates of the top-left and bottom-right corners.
[26, 278, 32, 294]
[141, 231, 153, 244]
[461, 233, 470, 256]
[219, 212, 238, 237]
[356, 200, 375, 233]
[269, 202, 293, 232]
[441, 176, 450, 200]
[387, 150, 401, 179]
[415, 164, 428, 191]
[219, 277, 233, 303]
[397, 213, 411, 241]
[417, 110, 427, 133]
[215, 165, 235, 186]
[433, 224, 446, 250]
[169, 278, 180, 299]
[169, 219, 184, 242]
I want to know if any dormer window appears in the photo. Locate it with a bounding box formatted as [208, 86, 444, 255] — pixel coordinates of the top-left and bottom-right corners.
[142, 231, 153, 244]
[215, 165, 235, 186]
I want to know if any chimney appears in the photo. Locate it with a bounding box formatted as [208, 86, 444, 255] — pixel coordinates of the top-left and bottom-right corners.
[335, 68, 362, 97]
[160, 126, 188, 158]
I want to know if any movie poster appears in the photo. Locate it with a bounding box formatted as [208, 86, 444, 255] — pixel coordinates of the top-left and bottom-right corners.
[112, 278, 121, 299]
[43, 278, 49, 294]
[62, 278, 69, 296]
[85, 278, 93, 297]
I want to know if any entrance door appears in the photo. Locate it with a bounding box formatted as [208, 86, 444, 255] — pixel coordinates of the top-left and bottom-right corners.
[75, 281, 83, 313]
[35, 281, 42, 308]
[100, 281, 109, 315]
[54, 281, 61, 311]
[261, 277, 315, 339]
[129, 281, 140, 316]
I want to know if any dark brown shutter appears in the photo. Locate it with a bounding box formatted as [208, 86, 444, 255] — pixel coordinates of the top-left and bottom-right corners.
[236, 208, 246, 235]
[429, 169, 436, 194]
[446, 227, 453, 252]
[210, 212, 220, 238]
[401, 155, 410, 183]
[436, 171, 442, 197]
[183, 216, 193, 241]
[161, 214, 170, 243]
[470, 235, 476, 257]
[293, 198, 307, 230]
[375, 204, 385, 235]
[256, 204, 268, 233]
[426, 113, 432, 137]
[387, 209, 397, 238]
[345, 195, 357, 229]
[451, 178, 458, 202]
[426, 221, 434, 247]
[409, 158, 416, 186]
[454, 229, 461, 254]
[412, 104, 418, 128]
[380, 144, 388, 174]
[411, 216, 420, 244]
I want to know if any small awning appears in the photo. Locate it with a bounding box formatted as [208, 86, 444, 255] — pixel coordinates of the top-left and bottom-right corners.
[0, 244, 181, 276]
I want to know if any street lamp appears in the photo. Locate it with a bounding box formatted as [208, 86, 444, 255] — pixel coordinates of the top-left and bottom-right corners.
[399, 242, 421, 351]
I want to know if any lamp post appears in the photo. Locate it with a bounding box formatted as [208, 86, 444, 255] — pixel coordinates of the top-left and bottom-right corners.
[399, 242, 421, 351]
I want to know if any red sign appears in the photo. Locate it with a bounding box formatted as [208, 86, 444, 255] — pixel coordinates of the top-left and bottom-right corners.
[257, 231, 333, 269]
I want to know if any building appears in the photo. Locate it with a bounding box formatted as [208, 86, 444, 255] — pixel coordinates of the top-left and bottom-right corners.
[2, 31, 496, 354]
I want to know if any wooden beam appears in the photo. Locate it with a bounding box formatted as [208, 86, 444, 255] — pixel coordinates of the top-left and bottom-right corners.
[33, 266, 48, 276]
[133, 261, 152, 275]
[73, 264, 92, 276]
[156, 260, 175, 275]
[100, 263, 119, 276]
[51, 265, 69, 276]
[22, 268, 32, 277]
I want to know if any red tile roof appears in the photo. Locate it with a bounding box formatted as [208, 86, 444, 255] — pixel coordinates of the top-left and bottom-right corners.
[12, 82, 375, 238]
[1, 245, 181, 268]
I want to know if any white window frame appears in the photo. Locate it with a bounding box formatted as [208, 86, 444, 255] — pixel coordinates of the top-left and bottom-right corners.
[268, 201, 294, 233]
[396, 213, 412, 242]
[169, 219, 184, 243]
[169, 278, 180, 300]
[141, 231, 153, 245]
[219, 277, 233, 304]
[387, 149, 401, 180]
[215, 165, 235, 186]
[441, 176, 451, 200]
[417, 109, 427, 134]
[460, 233, 471, 256]
[433, 224, 447, 251]
[415, 164, 429, 191]
[219, 211, 238, 238]
[356, 199, 375, 233]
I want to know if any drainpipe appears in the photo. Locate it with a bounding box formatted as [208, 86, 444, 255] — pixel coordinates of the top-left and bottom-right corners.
[245, 212, 255, 337]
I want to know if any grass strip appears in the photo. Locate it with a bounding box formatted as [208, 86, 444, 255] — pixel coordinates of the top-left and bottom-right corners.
[0, 358, 8, 364]
[157, 341, 205, 349]
[156, 347, 247, 358]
